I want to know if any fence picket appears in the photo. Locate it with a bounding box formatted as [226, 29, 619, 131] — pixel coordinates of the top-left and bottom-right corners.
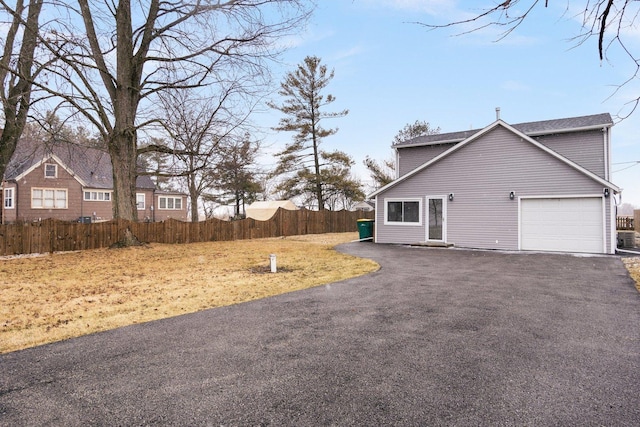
[0, 209, 375, 256]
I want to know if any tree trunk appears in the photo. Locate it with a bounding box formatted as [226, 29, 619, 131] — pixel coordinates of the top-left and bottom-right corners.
[108, 131, 138, 221]
[189, 172, 199, 222]
[311, 130, 324, 211]
[0, 0, 43, 186]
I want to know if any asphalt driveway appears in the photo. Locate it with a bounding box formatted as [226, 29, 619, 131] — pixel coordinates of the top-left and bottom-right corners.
[1, 243, 639, 426]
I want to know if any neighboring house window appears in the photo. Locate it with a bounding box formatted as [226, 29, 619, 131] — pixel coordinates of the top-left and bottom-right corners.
[136, 193, 145, 210]
[385, 198, 421, 225]
[158, 196, 183, 210]
[44, 163, 57, 178]
[32, 188, 67, 209]
[84, 191, 111, 201]
[4, 188, 14, 209]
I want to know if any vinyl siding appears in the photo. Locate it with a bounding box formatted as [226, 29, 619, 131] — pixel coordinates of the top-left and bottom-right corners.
[376, 126, 613, 252]
[532, 129, 606, 178]
[397, 144, 454, 176]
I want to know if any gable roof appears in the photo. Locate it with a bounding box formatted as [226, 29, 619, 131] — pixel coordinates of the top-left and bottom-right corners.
[394, 113, 614, 148]
[5, 137, 156, 189]
[369, 118, 620, 198]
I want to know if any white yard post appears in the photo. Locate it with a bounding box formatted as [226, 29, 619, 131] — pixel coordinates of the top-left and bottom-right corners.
[269, 254, 277, 273]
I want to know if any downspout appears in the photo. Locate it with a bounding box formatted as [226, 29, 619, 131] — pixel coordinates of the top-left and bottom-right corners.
[14, 180, 18, 223]
[1, 180, 4, 225]
[80, 187, 84, 220]
[603, 126, 610, 181]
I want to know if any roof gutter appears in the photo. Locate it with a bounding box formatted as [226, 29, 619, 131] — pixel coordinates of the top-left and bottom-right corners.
[394, 123, 613, 149]
[525, 123, 613, 137]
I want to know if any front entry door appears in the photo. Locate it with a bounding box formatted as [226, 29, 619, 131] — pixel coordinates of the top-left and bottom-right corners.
[427, 196, 446, 242]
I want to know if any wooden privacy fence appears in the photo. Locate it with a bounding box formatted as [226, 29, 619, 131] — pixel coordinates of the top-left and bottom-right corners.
[616, 216, 634, 230]
[0, 209, 375, 256]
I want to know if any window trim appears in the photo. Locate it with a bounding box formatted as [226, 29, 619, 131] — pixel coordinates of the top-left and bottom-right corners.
[136, 193, 146, 210]
[31, 187, 68, 209]
[83, 190, 112, 202]
[158, 196, 183, 210]
[384, 197, 423, 226]
[44, 163, 57, 178]
[4, 188, 14, 209]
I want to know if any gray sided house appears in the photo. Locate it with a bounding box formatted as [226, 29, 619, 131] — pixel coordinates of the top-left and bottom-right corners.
[369, 113, 621, 254]
[1, 138, 188, 223]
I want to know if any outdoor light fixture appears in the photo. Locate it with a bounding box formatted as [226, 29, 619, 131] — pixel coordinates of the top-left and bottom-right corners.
[448, 193, 454, 201]
[603, 188, 610, 197]
[509, 191, 515, 200]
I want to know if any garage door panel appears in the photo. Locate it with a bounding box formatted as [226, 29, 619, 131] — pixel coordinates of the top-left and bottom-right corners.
[521, 198, 603, 253]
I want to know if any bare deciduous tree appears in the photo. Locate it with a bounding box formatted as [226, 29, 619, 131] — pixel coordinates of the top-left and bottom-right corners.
[152, 85, 258, 222]
[0, 0, 43, 186]
[26, 0, 309, 223]
[365, 120, 440, 190]
[420, 1, 640, 117]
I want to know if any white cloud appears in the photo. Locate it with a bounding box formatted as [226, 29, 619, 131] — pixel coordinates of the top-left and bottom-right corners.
[330, 45, 366, 62]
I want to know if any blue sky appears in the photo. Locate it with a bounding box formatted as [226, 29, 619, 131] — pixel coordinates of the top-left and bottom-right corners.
[260, 0, 640, 207]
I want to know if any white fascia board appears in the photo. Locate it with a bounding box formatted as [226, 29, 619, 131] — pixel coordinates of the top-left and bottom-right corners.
[525, 123, 613, 137]
[368, 120, 503, 198]
[14, 153, 89, 187]
[368, 119, 620, 199]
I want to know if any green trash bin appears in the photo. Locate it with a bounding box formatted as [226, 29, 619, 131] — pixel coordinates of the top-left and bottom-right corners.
[357, 219, 374, 240]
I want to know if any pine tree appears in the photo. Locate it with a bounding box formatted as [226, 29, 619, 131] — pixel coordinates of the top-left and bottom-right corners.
[268, 56, 349, 210]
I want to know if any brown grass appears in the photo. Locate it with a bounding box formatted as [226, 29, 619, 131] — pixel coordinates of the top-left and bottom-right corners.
[622, 257, 640, 292]
[0, 232, 379, 354]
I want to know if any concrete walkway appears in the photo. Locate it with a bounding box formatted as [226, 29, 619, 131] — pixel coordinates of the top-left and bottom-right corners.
[1, 243, 639, 425]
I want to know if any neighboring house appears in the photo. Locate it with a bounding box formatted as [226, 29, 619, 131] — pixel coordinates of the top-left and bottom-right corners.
[368, 112, 620, 254]
[1, 138, 188, 223]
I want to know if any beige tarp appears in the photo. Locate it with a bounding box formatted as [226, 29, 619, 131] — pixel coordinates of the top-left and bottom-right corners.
[245, 200, 298, 221]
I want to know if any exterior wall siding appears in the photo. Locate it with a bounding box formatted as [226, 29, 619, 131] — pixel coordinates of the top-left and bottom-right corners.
[397, 144, 454, 176]
[533, 129, 606, 178]
[153, 194, 188, 222]
[3, 158, 188, 223]
[81, 199, 113, 221]
[13, 159, 84, 222]
[376, 126, 613, 253]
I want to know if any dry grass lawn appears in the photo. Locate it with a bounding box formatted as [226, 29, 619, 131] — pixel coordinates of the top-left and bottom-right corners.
[622, 257, 640, 292]
[1, 232, 379, 354]
[3, 234, 639, 355]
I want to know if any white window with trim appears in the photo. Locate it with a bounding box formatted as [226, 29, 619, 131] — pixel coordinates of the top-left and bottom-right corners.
[384, 198, 422, 225]
[158, 196, 183, 210]
[44, 163, 57, 178]
[84, 190, 111, 201]
[32, 188, 67, 209]
[136, 193, 146, 210]
[4, 188, 14, 209]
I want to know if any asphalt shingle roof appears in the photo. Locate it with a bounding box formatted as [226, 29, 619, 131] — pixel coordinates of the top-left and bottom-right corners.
[394, 113, 613, 148]
[5, 138, 156, 189]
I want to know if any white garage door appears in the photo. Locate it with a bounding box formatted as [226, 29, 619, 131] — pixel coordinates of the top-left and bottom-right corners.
[521, 198, 604, 253]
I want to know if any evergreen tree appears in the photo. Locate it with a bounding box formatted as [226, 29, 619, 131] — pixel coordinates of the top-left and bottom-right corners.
[268, 56, 349, 210]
